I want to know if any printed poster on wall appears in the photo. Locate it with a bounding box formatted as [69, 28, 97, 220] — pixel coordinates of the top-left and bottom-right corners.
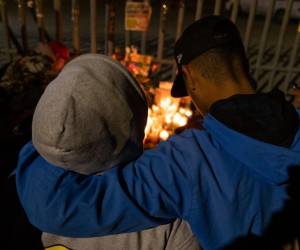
[125, 2, 152, 31]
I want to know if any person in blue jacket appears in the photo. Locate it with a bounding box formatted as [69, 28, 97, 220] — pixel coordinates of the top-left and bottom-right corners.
[16, 16, 300, 250]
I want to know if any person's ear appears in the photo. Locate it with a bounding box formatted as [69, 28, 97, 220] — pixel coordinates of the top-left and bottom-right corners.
[182, 65, 197, 92]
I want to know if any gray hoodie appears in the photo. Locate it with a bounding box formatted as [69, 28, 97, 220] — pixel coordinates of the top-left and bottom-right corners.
[32, 54, 200, 250]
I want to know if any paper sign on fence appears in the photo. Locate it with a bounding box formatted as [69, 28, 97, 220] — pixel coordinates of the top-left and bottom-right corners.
[125, 2, 152, 31]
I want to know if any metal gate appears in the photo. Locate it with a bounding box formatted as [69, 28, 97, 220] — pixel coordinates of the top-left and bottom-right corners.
[0, 0, 299, 95]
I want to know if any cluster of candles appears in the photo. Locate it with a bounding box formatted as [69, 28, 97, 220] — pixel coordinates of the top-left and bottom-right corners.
[144, 96, 193, 144]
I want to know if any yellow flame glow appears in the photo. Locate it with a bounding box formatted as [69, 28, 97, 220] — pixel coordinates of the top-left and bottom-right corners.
[145, 97, 192, 143]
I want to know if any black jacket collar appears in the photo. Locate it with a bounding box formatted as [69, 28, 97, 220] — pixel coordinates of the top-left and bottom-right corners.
[210, 90, 299, 148]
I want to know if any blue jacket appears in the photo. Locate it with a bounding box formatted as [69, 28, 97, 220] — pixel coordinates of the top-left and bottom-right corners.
[16, 113, 300, 250]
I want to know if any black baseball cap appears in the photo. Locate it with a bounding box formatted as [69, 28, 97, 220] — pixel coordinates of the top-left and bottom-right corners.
[171, 15, 245, 97]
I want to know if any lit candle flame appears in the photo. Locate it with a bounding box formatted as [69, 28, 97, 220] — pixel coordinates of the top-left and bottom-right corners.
[144, 97, 192, 145]
[159, 130, 169, 140]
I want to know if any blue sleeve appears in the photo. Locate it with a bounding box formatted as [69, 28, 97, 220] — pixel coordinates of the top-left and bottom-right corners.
[16, 139, 195, 237]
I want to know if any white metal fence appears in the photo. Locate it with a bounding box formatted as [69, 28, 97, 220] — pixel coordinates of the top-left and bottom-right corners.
[0, 0, 299, 94]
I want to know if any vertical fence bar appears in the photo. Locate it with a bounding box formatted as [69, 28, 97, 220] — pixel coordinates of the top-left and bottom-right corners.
[254, 0, 276, 80]
[172, 0, 185, 79]
[141, 30, 147, 54]
[125, 31, 130, 48]
[285, 21, 300, 87]
[35, 0, 45, 43]
[104, 2, 109, 54]
[140, 0, 149, 54]
[104, 1, 115, 56]
[72, 0, 80, 54]
[125, 0, 131, 48]
[195, 0, 204, 21]
[54, 0, 63, 42]
[18, 0, 28, 52]
[175, 0, 185, 41]
[244, 0, 257, 51]
[214, 0, 222, 15]
[90, 0, 97, 53]
[0, 0, 12, 60]
[157, 3, 167, 60]
[230, 0, 240, 23]
[108, 4, 115, 56]
[268, 0, 293, 86]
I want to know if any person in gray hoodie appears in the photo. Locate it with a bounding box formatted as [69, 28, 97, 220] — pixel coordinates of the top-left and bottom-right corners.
[31, 54, 200, 250]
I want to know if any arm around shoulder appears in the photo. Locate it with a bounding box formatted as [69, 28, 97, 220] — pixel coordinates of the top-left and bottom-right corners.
[16, 138, 195, 237]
